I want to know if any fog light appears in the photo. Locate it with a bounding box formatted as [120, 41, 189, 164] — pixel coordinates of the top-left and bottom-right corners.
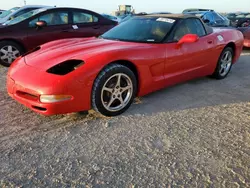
[40, 95, 72, 103]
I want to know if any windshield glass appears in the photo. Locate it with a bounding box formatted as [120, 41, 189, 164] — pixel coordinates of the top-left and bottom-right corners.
[0, 7, 19, 19]
[101, 17, 175, 43]
[4, 8, 47, 25]
[120, 15, 133, 23]
[214, 13, 230, 26]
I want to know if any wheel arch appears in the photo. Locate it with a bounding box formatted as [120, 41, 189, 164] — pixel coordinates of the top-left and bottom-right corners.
[224, 42, 236, 57]
[0, 38, 26, 52]
[101, 60, 140, 91]
[91, 60, 139, 116]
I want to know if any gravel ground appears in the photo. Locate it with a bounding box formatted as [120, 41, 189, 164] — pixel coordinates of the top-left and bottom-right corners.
[0, 50, 250, 187]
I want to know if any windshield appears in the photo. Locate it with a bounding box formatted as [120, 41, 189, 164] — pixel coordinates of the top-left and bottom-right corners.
[120, 15, 133, 23]
[0, 7, 19, 19]
[101, 17, 175, 43]
[214, 13, 230, 26]
[4, 8, 47, 25]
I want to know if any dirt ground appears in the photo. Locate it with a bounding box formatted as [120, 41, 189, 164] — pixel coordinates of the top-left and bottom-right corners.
[0, 50, 250, 188]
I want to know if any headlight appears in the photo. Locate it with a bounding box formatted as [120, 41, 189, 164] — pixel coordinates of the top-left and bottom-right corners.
[46, 60, 85, 75]
[40, 95, 72, 103]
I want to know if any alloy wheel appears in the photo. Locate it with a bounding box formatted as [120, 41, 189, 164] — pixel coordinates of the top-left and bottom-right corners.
[0, 45, 20, 65]
[219, 51, 232, 77]
[101, 73, 133, 112]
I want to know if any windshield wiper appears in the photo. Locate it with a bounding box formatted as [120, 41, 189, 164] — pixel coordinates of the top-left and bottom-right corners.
[100, 36, 121, 41]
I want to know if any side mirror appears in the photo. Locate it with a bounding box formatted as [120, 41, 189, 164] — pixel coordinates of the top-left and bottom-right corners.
[36, 20, 47, 28]
[176, 34, 199, 49]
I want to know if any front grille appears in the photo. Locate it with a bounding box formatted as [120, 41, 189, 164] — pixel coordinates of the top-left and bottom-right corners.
[16, 91, 38, 101]
[31, 106, 47, 111]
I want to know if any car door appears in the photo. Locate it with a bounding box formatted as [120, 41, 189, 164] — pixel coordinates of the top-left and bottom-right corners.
[69, 10, 103, 38]
[164, 18, 215, 83]
[24, 10, 72, 49]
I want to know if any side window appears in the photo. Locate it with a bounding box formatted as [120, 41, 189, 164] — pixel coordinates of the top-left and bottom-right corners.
[29, 18, 38, 27]
[173, 20, 190, 41]
[173, 19, 206, 41]
[73, 12, 99, 24]
[185, 19, 206, 37]
[29, 11, 68, 27]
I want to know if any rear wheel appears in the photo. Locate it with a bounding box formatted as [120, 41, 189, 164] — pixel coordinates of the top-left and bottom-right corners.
[0, 41, 24, 67]
[212, 47, 233, 79]
[92, 64, 137, 116]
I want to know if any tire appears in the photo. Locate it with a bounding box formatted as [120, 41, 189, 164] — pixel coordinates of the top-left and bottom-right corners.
[211, 47, 234, 80]
[0, 41, 24, 67]
[92, 64, 137, 116]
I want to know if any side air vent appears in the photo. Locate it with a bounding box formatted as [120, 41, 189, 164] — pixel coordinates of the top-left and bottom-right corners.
[46, 60, 85, 75]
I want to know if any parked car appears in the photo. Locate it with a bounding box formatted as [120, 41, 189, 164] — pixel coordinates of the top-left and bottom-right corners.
[0, 10, 5, 15]
[183, 9, 231, 27]
[0, 5, 49, 24]
[149, 12, 171, 15]
[182, 8, 214, 14]
[7, 14, 243, 116]
[226, 12, 250, 27]
[0, 7, 117, 66]
[237, 27, 250, 47]
[101, 14, 121, 22]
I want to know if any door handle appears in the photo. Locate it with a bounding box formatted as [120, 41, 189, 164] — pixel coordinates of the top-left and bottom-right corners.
[207, 40, 213, 44]
[93, 26, 100, 29]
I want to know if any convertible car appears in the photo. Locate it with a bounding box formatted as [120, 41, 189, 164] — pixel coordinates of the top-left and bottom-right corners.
[7, 14, 244, 116]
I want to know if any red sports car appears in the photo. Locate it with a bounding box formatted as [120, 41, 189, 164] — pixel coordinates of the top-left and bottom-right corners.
[7, 14, 244, 116]
[237, 27, 250, 47]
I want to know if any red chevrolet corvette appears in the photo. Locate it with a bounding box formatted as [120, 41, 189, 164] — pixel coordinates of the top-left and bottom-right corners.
[7, 14, 244, 116]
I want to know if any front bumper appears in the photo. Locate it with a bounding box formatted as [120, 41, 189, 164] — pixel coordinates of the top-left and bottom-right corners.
[7, 58, 92, 116]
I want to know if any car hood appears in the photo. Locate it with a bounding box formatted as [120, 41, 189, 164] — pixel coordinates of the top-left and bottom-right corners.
[24, 37, 146, 71]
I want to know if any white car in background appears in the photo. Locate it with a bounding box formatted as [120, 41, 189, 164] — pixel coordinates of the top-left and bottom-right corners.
[0, 5, 51, 24]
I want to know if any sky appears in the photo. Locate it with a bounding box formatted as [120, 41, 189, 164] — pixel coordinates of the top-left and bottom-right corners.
[1, 0, 250, 14]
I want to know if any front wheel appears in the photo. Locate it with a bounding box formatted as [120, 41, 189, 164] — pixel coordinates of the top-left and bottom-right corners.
[92, 64, 137, 116]
[211, 47, 233, 79]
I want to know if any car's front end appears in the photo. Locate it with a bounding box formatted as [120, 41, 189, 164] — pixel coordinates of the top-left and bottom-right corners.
[7, 55, 92, 115]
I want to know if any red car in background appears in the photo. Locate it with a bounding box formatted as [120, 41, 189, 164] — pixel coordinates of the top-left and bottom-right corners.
[0, 7, 117, 66]
[237, 27, 250, 47]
